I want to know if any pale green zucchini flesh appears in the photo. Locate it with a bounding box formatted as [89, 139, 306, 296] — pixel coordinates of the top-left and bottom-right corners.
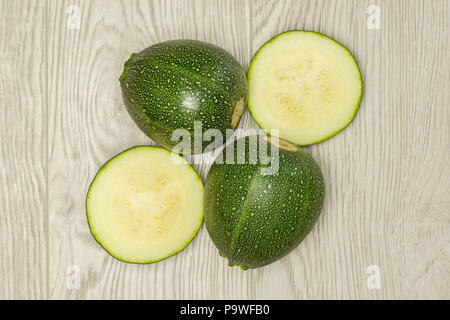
[86, 146, 204, 264]
[248, 31, 363, 145]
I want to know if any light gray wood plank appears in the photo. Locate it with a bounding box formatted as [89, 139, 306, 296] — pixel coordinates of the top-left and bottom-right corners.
[0, 0, 47, 299]
[251, 0, 449, 299]
[4, 0, 444, 300]
[47, 0, 252, 299]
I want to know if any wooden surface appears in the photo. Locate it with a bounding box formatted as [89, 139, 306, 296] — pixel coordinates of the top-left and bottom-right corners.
[0, 0, 448, 300]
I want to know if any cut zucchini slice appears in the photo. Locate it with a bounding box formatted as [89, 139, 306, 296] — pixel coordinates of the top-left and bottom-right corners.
[248, 31, 363, 145]
[86, 146, 204, 264]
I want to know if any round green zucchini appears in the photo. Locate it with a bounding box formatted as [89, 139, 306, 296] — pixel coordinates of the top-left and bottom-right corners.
[204, 136, 325, 269]
[120, 40, 247, 154]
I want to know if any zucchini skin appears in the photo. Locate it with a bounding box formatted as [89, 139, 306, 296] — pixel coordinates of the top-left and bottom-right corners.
[120, 40, 248, 154]
[204, 136, 325, 269]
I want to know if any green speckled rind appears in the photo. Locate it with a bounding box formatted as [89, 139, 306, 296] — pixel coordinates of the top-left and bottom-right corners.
[120, 40, 248, 154]
[204, 136, 325, 269]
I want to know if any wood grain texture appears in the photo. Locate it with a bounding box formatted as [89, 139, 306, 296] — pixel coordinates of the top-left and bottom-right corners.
[0, 0, 448, 299]
[251, 0, 450, 300]
[0, 1, 47, 299]
[46, 0, 252, 299]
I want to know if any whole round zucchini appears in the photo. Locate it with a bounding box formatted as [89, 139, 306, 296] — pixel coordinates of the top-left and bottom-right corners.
[204, 136, 325, 269]
[120, 40, 247, 154]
